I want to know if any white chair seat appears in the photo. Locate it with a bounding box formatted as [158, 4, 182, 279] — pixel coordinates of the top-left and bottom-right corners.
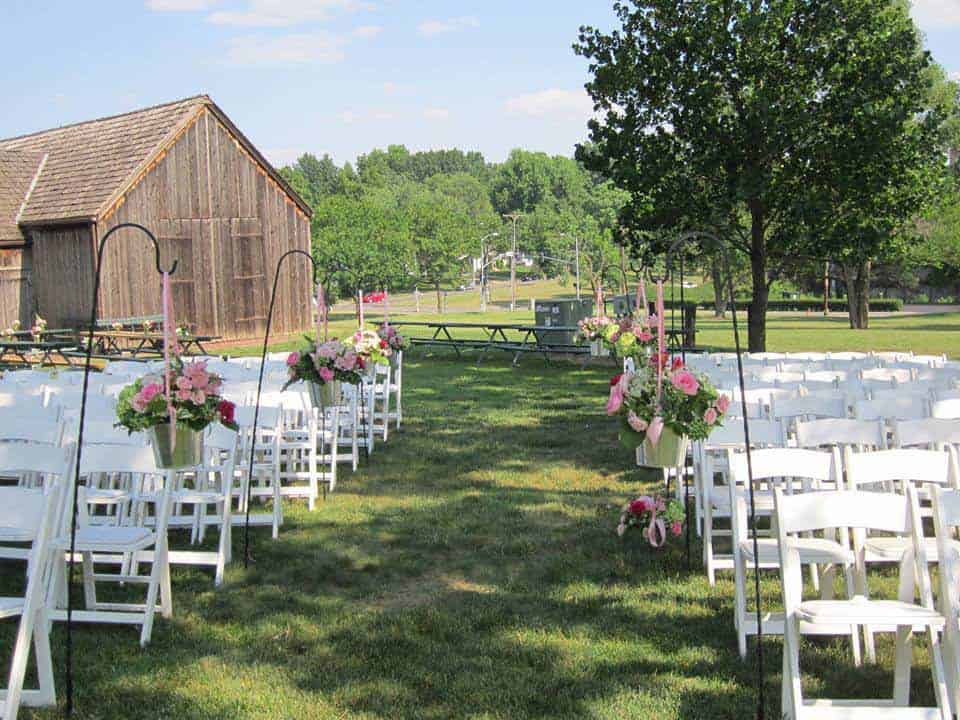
[59, 526, 154, 551]
[0, 527, 34, 542]
[0, 596, 24, 619]
[797, 597, 944, 627]
[864, 536, 955, 560]
[740, 537, 854, 565]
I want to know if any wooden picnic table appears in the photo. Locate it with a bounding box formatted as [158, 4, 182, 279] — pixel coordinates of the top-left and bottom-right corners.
[88, 330, 219, 358]
[388, 321, 588, 366]
[0, 338, 77, 366]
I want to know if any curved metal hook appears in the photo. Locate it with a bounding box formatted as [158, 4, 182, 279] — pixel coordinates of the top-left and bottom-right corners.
[647, 230, 725, 284]
[98, 222, 178, 275]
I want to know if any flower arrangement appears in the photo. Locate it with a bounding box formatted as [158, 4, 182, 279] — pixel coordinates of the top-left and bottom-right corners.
[282, 338, 365, 390]
[112, 321, 124, 331]
[31, 315, 47, 339]
[2, 320, 20, 337]
[617, 494, 685, 547]
[576, 315, 613, 343]
[607, 354, 728, 448]
[377, 323, 410, 352]
[143, 320, 156, 333]
[176, 323, 191, 338]
[345, 328, 392, 366]
[116, 358, 238, 433]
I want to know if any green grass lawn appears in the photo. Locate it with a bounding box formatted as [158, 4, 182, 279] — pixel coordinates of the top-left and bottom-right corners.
[237, 308, 960, 359]
[4, 355, 946, 719]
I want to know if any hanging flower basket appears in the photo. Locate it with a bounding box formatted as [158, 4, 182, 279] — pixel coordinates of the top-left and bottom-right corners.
[635, 427, 689, 469]
[149, 424, 204, 469]
[307, 380, 342, 408]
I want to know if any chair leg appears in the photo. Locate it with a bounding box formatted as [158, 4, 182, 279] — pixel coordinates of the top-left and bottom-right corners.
[81, 552, 97, 609]
[893, 624, 914, 706]
[927, 626, 953, 719]
[32, 607, 55, 706]
[733, 546, 748, 659]
[140, 542, 167, 647]
[783, 615, 803, 720]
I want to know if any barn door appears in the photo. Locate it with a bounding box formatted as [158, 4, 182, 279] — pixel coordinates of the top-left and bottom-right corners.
[158, 220, 198, 332]
[224, 218, 267, 337]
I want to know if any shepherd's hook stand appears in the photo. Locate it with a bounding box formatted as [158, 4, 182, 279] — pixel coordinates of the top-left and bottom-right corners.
[65, 222, 179, 718]
[652, 230, 766, 720]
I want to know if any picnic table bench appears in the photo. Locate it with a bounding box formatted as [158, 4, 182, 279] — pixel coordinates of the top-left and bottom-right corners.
[87, 330, 219, 358]
[389, 321, 589, 366]
[0, 338, 78, 367]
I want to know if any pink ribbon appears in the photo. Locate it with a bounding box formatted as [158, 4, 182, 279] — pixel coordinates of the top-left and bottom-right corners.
[316, 281, 326, 343]
[646, 506, 667, 547]
[161, 272, 177, 451]
[648, 280, 666, 446]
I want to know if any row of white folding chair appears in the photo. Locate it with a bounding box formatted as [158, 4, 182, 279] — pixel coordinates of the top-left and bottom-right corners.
[232, 405, 283, 539]
[774, 485, 951, 718]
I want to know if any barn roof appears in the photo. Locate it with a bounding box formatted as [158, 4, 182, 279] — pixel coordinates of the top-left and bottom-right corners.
[0, 94, 311, 228]
[0, 150, 46, 246]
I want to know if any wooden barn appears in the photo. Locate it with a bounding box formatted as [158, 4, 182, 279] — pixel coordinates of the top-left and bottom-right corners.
[0, 95, 313, 340]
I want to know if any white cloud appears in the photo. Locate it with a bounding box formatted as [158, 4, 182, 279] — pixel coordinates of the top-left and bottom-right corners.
[950, 71, 960, 83]
[417, 16, 479, 37]
[910, 0, 960, 29]
[504, 88, 593, 119]
[423, 108, 450, 121]
[339, 108, 396, 123]
[225, 25, 380, 65]
[146, 0, 216, 9]
[209, 0, 372, 27]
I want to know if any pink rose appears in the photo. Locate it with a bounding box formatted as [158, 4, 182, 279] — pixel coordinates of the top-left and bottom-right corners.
[670, 370, 700, 396]
[716, 394, 731, 413]
[636, 330, 653, 342]
[176, 389, 193, 403]
[318, 342, 339, 360]
[207, 380, 221, 395]
[131, 395, 148, 413]
[671, 521, 682, 537]
[287, 351, 301, 367]
[704, 407, 718, 425]
[140, 383, 162, 403]
[191, 390, 207, 405]
[319, 367, 334, 382]
[627, 410, 648, 432]
[176, 376, 193, 391]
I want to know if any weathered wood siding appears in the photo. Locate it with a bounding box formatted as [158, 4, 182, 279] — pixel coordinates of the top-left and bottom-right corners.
[97, 108, 311, 339]
[0, 246, 33, 328]
[30, 226, 94, 327]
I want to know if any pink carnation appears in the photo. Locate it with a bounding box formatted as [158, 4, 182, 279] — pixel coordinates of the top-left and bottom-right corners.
[287, 351, 301, 367]
[670, 370, 700, 396]
[629, 497, 653, 515]
[191, 390, 207, 405]
[140, 383, 163, 403]
[176, 389, 193, 403]
[176, 376, 193, 391]
[318, 342, 339, 360]
[716, 394, 731, 414]
[671, 521, 682, 536]
[319, 367, 334, 382]
[635, 329, 653, 342]
[704, 407, 718, 425]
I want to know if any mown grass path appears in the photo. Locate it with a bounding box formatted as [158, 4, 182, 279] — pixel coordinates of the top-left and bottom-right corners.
[6, 357, 941, 719]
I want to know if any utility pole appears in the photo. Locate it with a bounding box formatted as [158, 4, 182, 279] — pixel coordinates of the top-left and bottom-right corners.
[574, 234, 581, 301]
[504, 213, 521, 311]
[478, 231, 499, 313]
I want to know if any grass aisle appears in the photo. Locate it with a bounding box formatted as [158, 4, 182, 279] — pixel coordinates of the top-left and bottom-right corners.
[7, 357, 939, 719]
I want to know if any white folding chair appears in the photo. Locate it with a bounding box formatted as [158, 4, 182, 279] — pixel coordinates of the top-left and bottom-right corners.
[774, 487, 950, 719]
[387, 352, 403, 431]
[49, 445, 174, 646]
[930, 485, 960, 716]
[932, 399, 960, 420]
[233, 406, 283, 539]
[0, 481, 62, 719]
[893, 418, 960, 450]
[855, 395, 930, 422]
[729, 447, 855, 660]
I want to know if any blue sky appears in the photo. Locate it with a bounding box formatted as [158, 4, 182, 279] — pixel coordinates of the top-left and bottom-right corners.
[1, 0, 958, 168]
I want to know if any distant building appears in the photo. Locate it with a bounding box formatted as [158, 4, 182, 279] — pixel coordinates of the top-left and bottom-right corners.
[0, 95, 312, 339]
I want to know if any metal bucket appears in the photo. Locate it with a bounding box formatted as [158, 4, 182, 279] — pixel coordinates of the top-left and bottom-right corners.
[636, 427, 689, 469]
[307, 380, 342, 408]
[590, 340, 610, 357]
[150, 424, 204, 469]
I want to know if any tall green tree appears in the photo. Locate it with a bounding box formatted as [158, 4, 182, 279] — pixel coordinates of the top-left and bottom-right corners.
[576, 0, 944, 349]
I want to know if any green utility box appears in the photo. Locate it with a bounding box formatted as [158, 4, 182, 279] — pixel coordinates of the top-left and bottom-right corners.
[534, 299, 594, 345]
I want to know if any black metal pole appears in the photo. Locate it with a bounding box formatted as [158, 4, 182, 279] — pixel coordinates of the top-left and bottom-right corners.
[65, 223, 178, 718]
[243, 249, 317, 567]
[658, 230, 765, 720]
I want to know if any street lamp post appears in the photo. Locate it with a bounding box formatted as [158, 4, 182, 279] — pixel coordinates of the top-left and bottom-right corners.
[503, 213, 521, 311]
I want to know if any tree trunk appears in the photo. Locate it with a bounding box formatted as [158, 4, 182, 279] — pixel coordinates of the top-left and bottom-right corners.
[618, 245, 628, 296]
[844, 260, 870, 329]
[823, 261, 830, 316]
[747, 199, 768, 352]
[435, 282, 443, 314]
[711, 261, 725, 318]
